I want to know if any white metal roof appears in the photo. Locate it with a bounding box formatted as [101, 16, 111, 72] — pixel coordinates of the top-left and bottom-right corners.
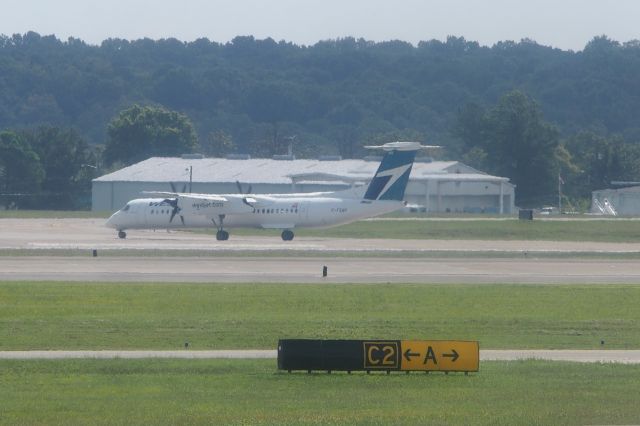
[593, 185, 640, 194]
[94, 157, 510, 185]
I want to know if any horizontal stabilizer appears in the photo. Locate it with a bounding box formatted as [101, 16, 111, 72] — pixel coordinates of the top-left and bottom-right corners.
[363, 141, 440, 151]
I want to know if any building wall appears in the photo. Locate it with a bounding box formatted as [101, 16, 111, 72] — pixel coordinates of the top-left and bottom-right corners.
[404, 180, 514, 214]
[592, 188, 640, 215]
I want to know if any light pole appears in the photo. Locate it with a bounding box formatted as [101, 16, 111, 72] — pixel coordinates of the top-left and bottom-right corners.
[285, 135, 297, 157]
[185, 166, 192, 193]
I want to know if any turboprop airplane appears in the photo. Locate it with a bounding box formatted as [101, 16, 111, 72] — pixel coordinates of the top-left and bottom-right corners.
[105, 141, 435, 241]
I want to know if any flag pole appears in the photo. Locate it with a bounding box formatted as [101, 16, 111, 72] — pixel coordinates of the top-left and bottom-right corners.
[558, 172, 562, 214]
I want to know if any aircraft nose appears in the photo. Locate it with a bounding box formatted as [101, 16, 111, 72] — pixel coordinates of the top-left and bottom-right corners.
[105, 212, 119, 229]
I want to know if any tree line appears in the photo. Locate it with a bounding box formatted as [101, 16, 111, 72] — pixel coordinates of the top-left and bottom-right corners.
[1, 32, 640, 209]
[0, 127, 96, 209]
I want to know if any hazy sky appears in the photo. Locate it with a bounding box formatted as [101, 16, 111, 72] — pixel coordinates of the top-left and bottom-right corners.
[2, 0, 639, 51]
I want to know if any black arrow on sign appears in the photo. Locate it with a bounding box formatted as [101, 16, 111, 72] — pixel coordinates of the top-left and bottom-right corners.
[404, 349, 420, 362]
[442, 349, 459, 362]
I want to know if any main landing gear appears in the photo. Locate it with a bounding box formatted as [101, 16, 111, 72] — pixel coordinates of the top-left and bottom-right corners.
[118, 230, 127, 239]
[281, 230, 294, 241]
[213, 214, 229, 241]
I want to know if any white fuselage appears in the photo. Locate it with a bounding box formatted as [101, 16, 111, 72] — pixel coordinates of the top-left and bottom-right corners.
[106, 193, 402, 232]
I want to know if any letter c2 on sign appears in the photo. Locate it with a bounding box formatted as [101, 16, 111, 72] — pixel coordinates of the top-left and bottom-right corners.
[363, 341, 399, 369]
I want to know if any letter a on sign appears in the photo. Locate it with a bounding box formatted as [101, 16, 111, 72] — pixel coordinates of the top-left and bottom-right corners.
[423, 346, 437, 365]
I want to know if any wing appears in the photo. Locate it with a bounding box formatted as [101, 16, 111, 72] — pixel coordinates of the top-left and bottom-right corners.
[177, 194, 228, 203]
[142, 191, 226, 202]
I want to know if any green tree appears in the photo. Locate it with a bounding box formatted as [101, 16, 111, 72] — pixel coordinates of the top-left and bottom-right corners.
[0, 131, 44, 208]
[455, 91, 564, 206]
[564, 131, 640, 198]
[104, 105, 198, 165]
[23, 126, 93, 209]
[201, 130, 235, 157]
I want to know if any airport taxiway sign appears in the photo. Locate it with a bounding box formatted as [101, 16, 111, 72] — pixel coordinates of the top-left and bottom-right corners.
[399, 340, 479, 372]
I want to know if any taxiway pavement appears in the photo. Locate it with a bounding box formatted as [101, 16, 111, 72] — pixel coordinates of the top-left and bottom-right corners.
[3, 218, 640, 254]
[3, 218, 640, 283]
[3, 256, 640, 283]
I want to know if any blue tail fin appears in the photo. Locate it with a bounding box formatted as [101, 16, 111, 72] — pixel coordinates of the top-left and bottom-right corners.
[363, 142, 421, 201]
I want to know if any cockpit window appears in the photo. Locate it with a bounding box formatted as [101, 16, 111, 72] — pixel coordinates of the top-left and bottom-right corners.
[122, 204, 130, 212]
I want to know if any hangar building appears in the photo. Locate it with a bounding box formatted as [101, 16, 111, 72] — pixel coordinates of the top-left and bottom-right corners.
[92, 155, 515, 214]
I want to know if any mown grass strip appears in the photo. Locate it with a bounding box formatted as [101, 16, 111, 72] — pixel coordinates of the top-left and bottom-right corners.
[1, 282, 639, 350]
[223, 219, 640, 242]
[0, 359, 638, 425]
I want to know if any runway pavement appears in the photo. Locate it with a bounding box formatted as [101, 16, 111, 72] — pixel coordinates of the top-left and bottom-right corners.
[2, 349, 639, 363]
[3, 218, 640, 254]
[3, 256, 640, 283]
[2, 218, 640, 283]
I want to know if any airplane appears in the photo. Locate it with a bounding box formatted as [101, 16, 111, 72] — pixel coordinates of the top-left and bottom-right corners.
[105, 141, 436, 241]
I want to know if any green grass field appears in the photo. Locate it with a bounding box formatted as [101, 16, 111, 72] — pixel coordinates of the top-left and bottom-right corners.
[226, 218, 640, 242]
[2, 282, 639, 350]
[1, 359, 639, 425]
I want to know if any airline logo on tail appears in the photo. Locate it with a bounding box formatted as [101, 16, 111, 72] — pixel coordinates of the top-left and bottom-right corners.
[363, 142, 438, 201]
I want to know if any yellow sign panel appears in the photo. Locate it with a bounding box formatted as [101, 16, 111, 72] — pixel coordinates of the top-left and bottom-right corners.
[400, 340, 479, 372]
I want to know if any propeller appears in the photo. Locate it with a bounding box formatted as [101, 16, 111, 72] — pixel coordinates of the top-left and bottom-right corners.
[164, 198, 185, 225]
[169, 182, 188, 193]
[236, 180, 252, 194]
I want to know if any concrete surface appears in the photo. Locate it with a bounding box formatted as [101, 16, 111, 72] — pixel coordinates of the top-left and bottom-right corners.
[3, 218, 640, 254]
[3, 256, 640, 283]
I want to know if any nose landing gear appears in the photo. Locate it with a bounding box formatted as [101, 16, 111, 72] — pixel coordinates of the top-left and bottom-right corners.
[118, 230, 127, 239]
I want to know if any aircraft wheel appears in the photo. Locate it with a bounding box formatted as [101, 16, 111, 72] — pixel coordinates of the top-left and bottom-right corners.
[216, 230, 229, 241]
[281, 230, 294, 241]
[118, 231, 126, 239]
